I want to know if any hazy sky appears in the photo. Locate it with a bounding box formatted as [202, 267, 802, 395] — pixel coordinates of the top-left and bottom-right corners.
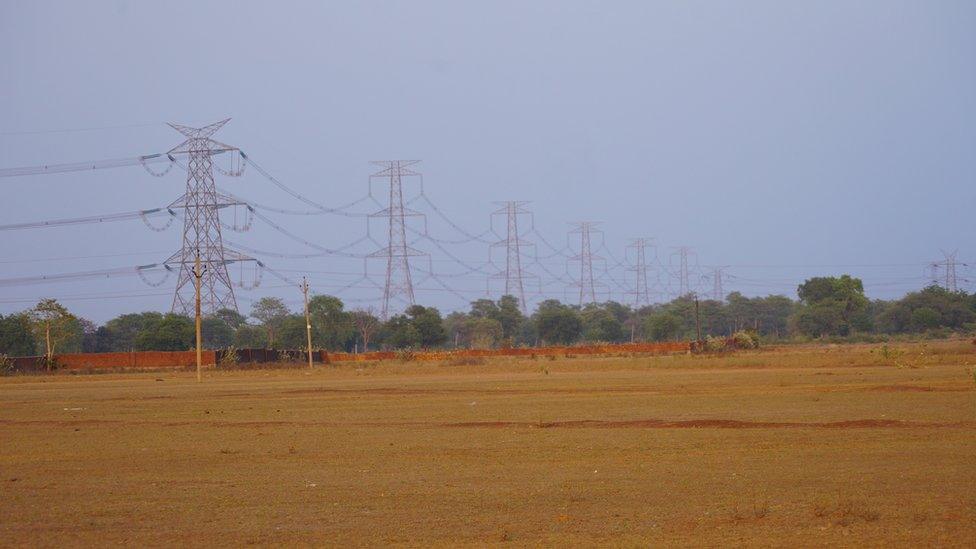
[1, 1, 974, 322]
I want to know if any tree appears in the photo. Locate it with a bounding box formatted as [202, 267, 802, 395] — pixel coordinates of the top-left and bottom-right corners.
[0, 313, 37, 356]
[214, 308, 248, 330]
[580, 304, 625, 343]
[646, 312, 682, 342]
[78, 319, 99, 353]
[276, 314, 310, 350]
[202, 316, 235, 349]
[495, 295, 525, 345]
[308, 295, 355, 351]
[532, 300, 581, 345]
[30, 299, 79, 365]
[135, 314, 194, 351]
[233, 324, 268, 348]
[405, 305, 447, 348]
[383, 314, 421, 349]
[875, 286, 974, 334]
[99, 312, 164, 352]
[468, 299, 499, 320]
[351, 307, 381, 352]
[251, 297, 290, 348]
[443, 311, 469, 348]
[792, 275, 868, 337]
[465, 317, 503, 348]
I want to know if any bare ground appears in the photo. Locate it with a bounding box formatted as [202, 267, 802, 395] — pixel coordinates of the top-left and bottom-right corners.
[1, 342, 975, 546]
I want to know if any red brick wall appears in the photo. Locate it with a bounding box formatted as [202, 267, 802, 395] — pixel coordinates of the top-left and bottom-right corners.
[328, 341, 689, 362]
[54, 351, 216, 370]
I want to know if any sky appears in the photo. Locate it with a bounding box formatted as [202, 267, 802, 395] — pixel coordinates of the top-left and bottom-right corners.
[1, 1, 974, 323]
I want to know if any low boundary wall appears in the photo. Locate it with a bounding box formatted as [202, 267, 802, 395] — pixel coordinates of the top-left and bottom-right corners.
[4, 341, 690, 373]
[9, 351, 215, 372]
[326, 341, 690, 363]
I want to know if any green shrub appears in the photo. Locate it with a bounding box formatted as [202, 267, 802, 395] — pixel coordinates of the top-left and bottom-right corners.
[732, 331, 759, 349]
[704, 335, 727, 352]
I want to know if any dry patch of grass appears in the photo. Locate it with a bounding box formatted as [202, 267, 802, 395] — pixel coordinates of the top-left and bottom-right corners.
[813, 495, 881, 526]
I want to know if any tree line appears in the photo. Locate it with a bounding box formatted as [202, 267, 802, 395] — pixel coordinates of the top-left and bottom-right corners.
[2, 276, 975, 357]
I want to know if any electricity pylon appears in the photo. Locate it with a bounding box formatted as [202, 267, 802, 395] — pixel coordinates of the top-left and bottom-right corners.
[489, 201, 534, 313]
[626, 238, 654, 307]
[929, 250, 965, 292]
[166, 119, 254, 315]
[367, 160, 427, 319]
[706, 266, 729, 301]
[669, 246, 697, 297]
[570, 222, 603, 305]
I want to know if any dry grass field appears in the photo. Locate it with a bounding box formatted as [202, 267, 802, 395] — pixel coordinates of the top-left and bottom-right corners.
[2, 341, 975, 546]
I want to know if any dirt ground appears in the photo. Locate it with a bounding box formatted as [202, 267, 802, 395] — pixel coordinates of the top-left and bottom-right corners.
[2, 342, 975, 547]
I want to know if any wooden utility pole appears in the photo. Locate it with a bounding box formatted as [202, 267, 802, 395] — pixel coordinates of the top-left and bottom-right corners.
[302, 277, 313, 369]
[45, 323, 52, 371]
[694, 294, 703, 344]
[193, 250, 206, 382]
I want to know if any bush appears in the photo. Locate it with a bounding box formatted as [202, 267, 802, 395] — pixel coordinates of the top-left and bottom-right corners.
[218, 346, 238, 368]
[0, 354, 13, 376]
[732, 331, 759, 349]
[704, 336, 727, 352]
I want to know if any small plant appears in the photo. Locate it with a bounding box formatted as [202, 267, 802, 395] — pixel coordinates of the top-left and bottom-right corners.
[218, 346, 239, 368]
[752, 498, 769, 519]
[0, 354, 13, 376]
[813, 496, 831, 518]
[812, 496, 880, 526]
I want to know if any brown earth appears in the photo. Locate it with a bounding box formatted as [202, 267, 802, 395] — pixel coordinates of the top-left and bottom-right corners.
[1, 341, 975, 546]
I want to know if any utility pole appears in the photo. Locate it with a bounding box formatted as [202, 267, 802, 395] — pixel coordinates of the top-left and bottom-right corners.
[694, 294, 703, 344]
[302, 277, 313, 369]
[490, 201, 535, 313]
[193, 250, 206, 383]
[367, 160, 427, 319]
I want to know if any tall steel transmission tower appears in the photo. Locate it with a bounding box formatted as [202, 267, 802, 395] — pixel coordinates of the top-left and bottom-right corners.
[706, 266, 728, 301]
[929, 250, 965, 292]
[569, 222, 603, 305]
[626, 238, 654, 307]
[367, 160, 427, 319]
[670, 246, 697, 297]
[489, 201, 534, 313]
[166, 119, 251, 315]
